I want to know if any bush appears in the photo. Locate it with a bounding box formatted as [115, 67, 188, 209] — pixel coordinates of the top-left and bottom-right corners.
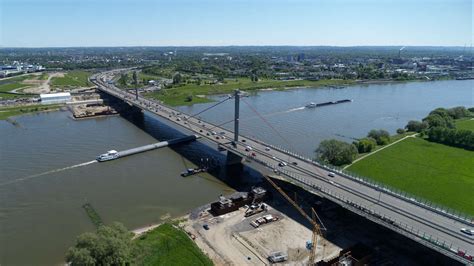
[396, 128, 406, 134]
[405, 120, 428, 132]
[367, 129, 390, 145]
[315, 139, 358, 166]
[354, 138, 377, 153]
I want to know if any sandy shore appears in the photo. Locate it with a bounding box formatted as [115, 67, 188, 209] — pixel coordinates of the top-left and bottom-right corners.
[131, 214, 189, 239]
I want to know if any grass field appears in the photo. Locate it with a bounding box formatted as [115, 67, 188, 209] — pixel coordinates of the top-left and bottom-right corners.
[0, 104, 63, 120]
[50, 71, 91, 88]
[133, 223, 212, 266]
[0, 76, 35, 99]
[347, 137, 474, 215]
[0, 83, 30, 99]
[456, 118, 474, 131]
[145, 78, 353, 106]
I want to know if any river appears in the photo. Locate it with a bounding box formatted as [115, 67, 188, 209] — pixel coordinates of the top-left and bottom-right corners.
[0, 111, 233, 265]
[0, 79, 472, 265]
[178, 80, 473, 157]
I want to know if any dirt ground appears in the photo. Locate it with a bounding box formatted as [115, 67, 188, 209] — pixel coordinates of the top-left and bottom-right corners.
[22, 72, 65, 94]
[184, 205, 341, 265]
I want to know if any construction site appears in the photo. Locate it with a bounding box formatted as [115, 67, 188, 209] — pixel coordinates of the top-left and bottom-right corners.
[182, 174, 462, 266]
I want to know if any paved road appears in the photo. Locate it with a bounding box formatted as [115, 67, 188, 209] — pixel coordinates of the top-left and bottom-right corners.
[91, 71, 473, 264]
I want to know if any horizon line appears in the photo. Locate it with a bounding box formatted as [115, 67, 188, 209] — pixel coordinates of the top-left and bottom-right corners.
[1, 44, 471, 49]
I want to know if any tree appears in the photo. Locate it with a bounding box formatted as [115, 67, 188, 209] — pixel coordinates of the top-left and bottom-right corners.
[172, 72, 182, 84]
[429, 108, 450, 119]
[423, 114, 454, 128]
[66, 222, 133, 266]
[405, 120, 428, 132]
[354, 138, 377, 153]
[447, 106, 470, 119]
[315, 139, 358, 166]
[118, 74, 128, 86]
[396, 128, 406, 134]
[367, 129, 390, 145]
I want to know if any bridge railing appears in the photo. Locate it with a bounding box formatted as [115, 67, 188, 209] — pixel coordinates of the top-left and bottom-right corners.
[248, 156, 472, 264]
[244, 136, 474, 226]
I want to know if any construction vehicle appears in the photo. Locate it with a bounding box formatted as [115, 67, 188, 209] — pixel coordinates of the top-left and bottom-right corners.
[263, 174, 324, 265]
[244, 202, 267, 217]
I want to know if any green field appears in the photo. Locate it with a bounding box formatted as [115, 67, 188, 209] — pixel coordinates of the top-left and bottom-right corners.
[0, 75, 35, 99]
[347, 137, 474, 215]
[50, 71, 91, 88]
[145, 78, 353, 106]
[0, 104, 63, 120]
[456, 118, 474, 131]
[0, 83, 30, 99]
[133, 223, 212, 265]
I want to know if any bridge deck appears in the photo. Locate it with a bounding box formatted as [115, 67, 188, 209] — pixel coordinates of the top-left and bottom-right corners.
[92, 71, 473, 264]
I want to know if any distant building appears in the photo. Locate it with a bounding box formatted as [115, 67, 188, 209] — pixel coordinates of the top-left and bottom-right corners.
[40, 92, 71, 104]
[297, 53, 305, 62]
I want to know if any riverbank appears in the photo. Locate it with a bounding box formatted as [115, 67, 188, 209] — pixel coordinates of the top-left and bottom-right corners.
[144, 78, 354, 106]
[0, 103, 64, 120]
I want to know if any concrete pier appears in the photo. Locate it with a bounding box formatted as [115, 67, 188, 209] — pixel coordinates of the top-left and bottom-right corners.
[225, 150, 244, 177]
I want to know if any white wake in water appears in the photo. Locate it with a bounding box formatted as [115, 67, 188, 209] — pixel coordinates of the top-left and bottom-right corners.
[0, 160, 98, 187]
[240, 106, 307, 122]
[286, 106, 306, 112]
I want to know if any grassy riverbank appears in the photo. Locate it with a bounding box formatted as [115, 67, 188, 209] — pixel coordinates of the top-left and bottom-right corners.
[347, 137, 474, 215]
[133, 223, 212, 265]
[0, 104, 63, 120]
[145, 78, 353, 106]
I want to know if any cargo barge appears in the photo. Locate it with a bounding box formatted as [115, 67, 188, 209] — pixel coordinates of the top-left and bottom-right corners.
[305, 99, 352, 108]
[181, 167, 207, 177]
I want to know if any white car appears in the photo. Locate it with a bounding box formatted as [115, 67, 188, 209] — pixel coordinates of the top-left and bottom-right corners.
[265, 147, 271, 151]
[460, 228, 474, 236]
[328, 172, 335, 177]
[245, 146, 252, 151]
[278, 162, 287, 167]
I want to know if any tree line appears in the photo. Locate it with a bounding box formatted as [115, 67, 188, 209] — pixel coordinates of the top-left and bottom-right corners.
[316, 129, 392, 166]
[405, 106, 474, 150]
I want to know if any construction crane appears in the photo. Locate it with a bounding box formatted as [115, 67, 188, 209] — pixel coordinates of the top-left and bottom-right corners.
[263, 174, 323, 265]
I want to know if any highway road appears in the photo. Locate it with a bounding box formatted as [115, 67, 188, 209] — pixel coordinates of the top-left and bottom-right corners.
[91, 70, 473, 264]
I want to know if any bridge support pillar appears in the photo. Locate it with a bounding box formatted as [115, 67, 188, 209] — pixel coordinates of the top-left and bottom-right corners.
[226, 150, 243, 177]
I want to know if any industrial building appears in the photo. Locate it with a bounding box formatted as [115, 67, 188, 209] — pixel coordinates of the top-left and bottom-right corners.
[40, 92, 71, 104]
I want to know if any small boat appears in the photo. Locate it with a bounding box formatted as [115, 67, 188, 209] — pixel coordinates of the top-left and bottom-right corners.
[181, 167, 207, 177]
[305, 102, 317, 108]
[96, 150, 119, 162]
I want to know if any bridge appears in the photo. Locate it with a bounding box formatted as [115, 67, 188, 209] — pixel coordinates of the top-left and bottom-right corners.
[90, 70, 473, 264]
